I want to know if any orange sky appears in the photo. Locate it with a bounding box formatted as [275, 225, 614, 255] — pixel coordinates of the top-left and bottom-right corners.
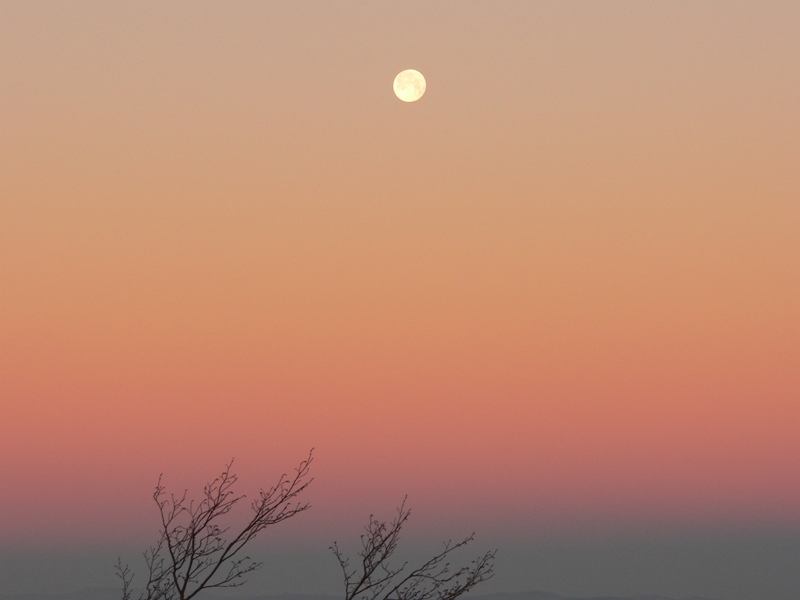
[0, 3, 798, 596]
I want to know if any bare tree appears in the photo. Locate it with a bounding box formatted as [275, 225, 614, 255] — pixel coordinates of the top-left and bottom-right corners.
[331, 498, 495, 600]
[117, 451, 314, 600]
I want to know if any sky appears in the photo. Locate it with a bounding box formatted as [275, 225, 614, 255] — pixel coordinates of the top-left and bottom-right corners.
[1, 2, 799, 599]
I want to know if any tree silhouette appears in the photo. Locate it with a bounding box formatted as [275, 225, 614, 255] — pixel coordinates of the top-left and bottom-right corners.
[117, 451, 313, 600]
[331, 497, 496, 600]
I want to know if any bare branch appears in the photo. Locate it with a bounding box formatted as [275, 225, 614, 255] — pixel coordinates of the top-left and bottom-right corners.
[120, 450, 314, 600]
[331, 498, 495, 600]
[115, 559, 133, 600]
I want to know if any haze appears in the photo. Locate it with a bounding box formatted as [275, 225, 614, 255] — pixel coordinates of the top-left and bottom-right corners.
[1, 2, 798, 600]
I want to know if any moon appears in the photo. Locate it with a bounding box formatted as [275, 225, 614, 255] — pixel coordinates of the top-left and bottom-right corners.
[393, 69, 426, 102]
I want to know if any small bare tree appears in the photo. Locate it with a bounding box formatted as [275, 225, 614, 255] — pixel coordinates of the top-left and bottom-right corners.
[331, 498, 495, 600]
[117, 451, 313, 600]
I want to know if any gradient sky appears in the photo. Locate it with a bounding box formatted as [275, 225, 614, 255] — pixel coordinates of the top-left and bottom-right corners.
[1, 2, 798, 599]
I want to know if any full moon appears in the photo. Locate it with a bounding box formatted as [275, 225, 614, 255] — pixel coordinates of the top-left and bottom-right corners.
[393, 69, 426, 102]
